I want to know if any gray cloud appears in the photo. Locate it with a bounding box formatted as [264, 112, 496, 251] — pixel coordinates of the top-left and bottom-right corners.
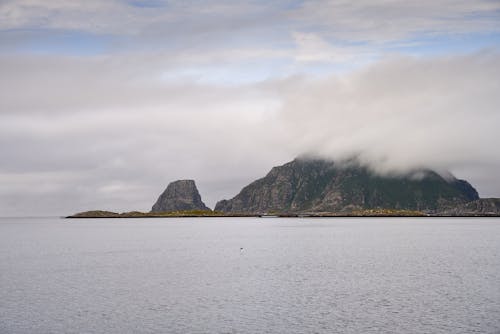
[0, 53, 294, 215]
[0, 1, 288, 44]
[3, 0, 499, 37]
[293, 0, 500, 42]
[2, 0, 499, 57]
[277, 51, 500, 193]
[1, 51, 500, 216]
[1, 1, 499, 216]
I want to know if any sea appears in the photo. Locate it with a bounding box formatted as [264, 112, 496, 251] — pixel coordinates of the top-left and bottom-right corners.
[1, 217, 499, 334]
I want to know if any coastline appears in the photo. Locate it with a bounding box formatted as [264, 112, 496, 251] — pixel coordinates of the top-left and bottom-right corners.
[65, 209, 500, 219]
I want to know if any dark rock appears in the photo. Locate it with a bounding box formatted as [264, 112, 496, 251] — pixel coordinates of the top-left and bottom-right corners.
[151, 180, 210, 212]
[214, 158, 479, 214]
[439, 198, 500, 216]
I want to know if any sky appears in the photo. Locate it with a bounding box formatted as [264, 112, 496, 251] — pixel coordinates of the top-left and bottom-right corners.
[1, 0, 500, 216]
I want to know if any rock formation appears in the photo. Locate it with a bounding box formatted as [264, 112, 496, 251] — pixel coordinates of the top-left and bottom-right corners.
[215, 158, 479, 214]
[151, 180, 210, 212]
[439, 198, 500, 216]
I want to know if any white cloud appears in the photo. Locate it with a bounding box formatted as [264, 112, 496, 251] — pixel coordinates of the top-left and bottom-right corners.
[292, 32, 370, 63]
[277, 51, 500, 189]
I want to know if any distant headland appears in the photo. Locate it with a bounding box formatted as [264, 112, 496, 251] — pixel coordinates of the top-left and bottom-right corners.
[67, 158, 500, 218]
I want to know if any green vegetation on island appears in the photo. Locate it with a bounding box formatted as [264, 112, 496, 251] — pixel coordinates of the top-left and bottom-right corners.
[67, 209, 429, 218]
[348, 209, 427, 216]
[66, 210, 258, 218]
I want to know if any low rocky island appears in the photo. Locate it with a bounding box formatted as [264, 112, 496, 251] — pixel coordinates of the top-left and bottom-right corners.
[67, 208, 431, 218]
[67, 158, 500, 218]
[67, 209, 257, 218]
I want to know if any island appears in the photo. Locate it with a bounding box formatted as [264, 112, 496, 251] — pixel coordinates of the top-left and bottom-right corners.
[67, 158, 500, 218]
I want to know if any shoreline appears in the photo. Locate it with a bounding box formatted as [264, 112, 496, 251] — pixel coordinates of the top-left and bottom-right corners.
[65, 210, 500, 219]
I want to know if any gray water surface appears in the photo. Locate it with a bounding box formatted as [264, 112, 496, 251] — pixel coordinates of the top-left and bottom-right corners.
[1, 217, 499, 334]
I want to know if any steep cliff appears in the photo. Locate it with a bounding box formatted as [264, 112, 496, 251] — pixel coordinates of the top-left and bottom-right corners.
[215, 158, 479, 214]
[151, 180, 210, 212]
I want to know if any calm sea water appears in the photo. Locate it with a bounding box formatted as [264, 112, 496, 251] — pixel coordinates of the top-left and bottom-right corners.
[1, 217, 499, 334]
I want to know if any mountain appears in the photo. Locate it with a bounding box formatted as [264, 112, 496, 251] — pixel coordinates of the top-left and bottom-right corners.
[439, 198, 500, 216]
[151, 180, 210, 212]
[214, 158, 479, 214]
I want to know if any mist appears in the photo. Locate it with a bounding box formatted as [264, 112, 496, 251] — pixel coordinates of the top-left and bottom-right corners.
[278, 51, 500, 177]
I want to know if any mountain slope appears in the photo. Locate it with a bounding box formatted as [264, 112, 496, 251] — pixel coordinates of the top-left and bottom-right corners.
[439, 198, 500, 216]
[214, 158, 479, 214]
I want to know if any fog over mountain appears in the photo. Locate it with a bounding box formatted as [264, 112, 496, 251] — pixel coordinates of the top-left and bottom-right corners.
[1, 1, 499, 215]
[278, 52, 500, 175]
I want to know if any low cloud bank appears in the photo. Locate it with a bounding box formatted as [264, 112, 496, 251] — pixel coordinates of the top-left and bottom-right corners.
[278, 51, 500, 179]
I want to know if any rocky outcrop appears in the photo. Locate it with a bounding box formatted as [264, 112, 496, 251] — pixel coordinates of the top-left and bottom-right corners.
[439, 198, 500, 216]
[151, 180, 210, 213]
[214, 158, 479, 214]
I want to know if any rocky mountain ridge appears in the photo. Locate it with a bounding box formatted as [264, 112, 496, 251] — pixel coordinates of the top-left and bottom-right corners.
[215, 158, 480, 214]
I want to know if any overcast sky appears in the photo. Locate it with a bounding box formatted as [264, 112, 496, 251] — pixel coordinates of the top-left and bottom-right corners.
[1, 0, 500, 216]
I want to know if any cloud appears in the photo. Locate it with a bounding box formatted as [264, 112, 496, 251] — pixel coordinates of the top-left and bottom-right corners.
[4, 0, 499, 39]
[0, 1, 499, 215]
[2, 0, 499, 60]
[293, 0, 500, 43]
[0, 53, 294, 215]
[277, 51, 500, 188]
[292, 32, 370, 63]
[1, 51, 500, 216]
[0, 0, 283, 37]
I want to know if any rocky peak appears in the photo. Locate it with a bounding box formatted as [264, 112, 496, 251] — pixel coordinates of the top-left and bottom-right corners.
[214, 158, 479, 214]
[151, 180, 210, 213]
